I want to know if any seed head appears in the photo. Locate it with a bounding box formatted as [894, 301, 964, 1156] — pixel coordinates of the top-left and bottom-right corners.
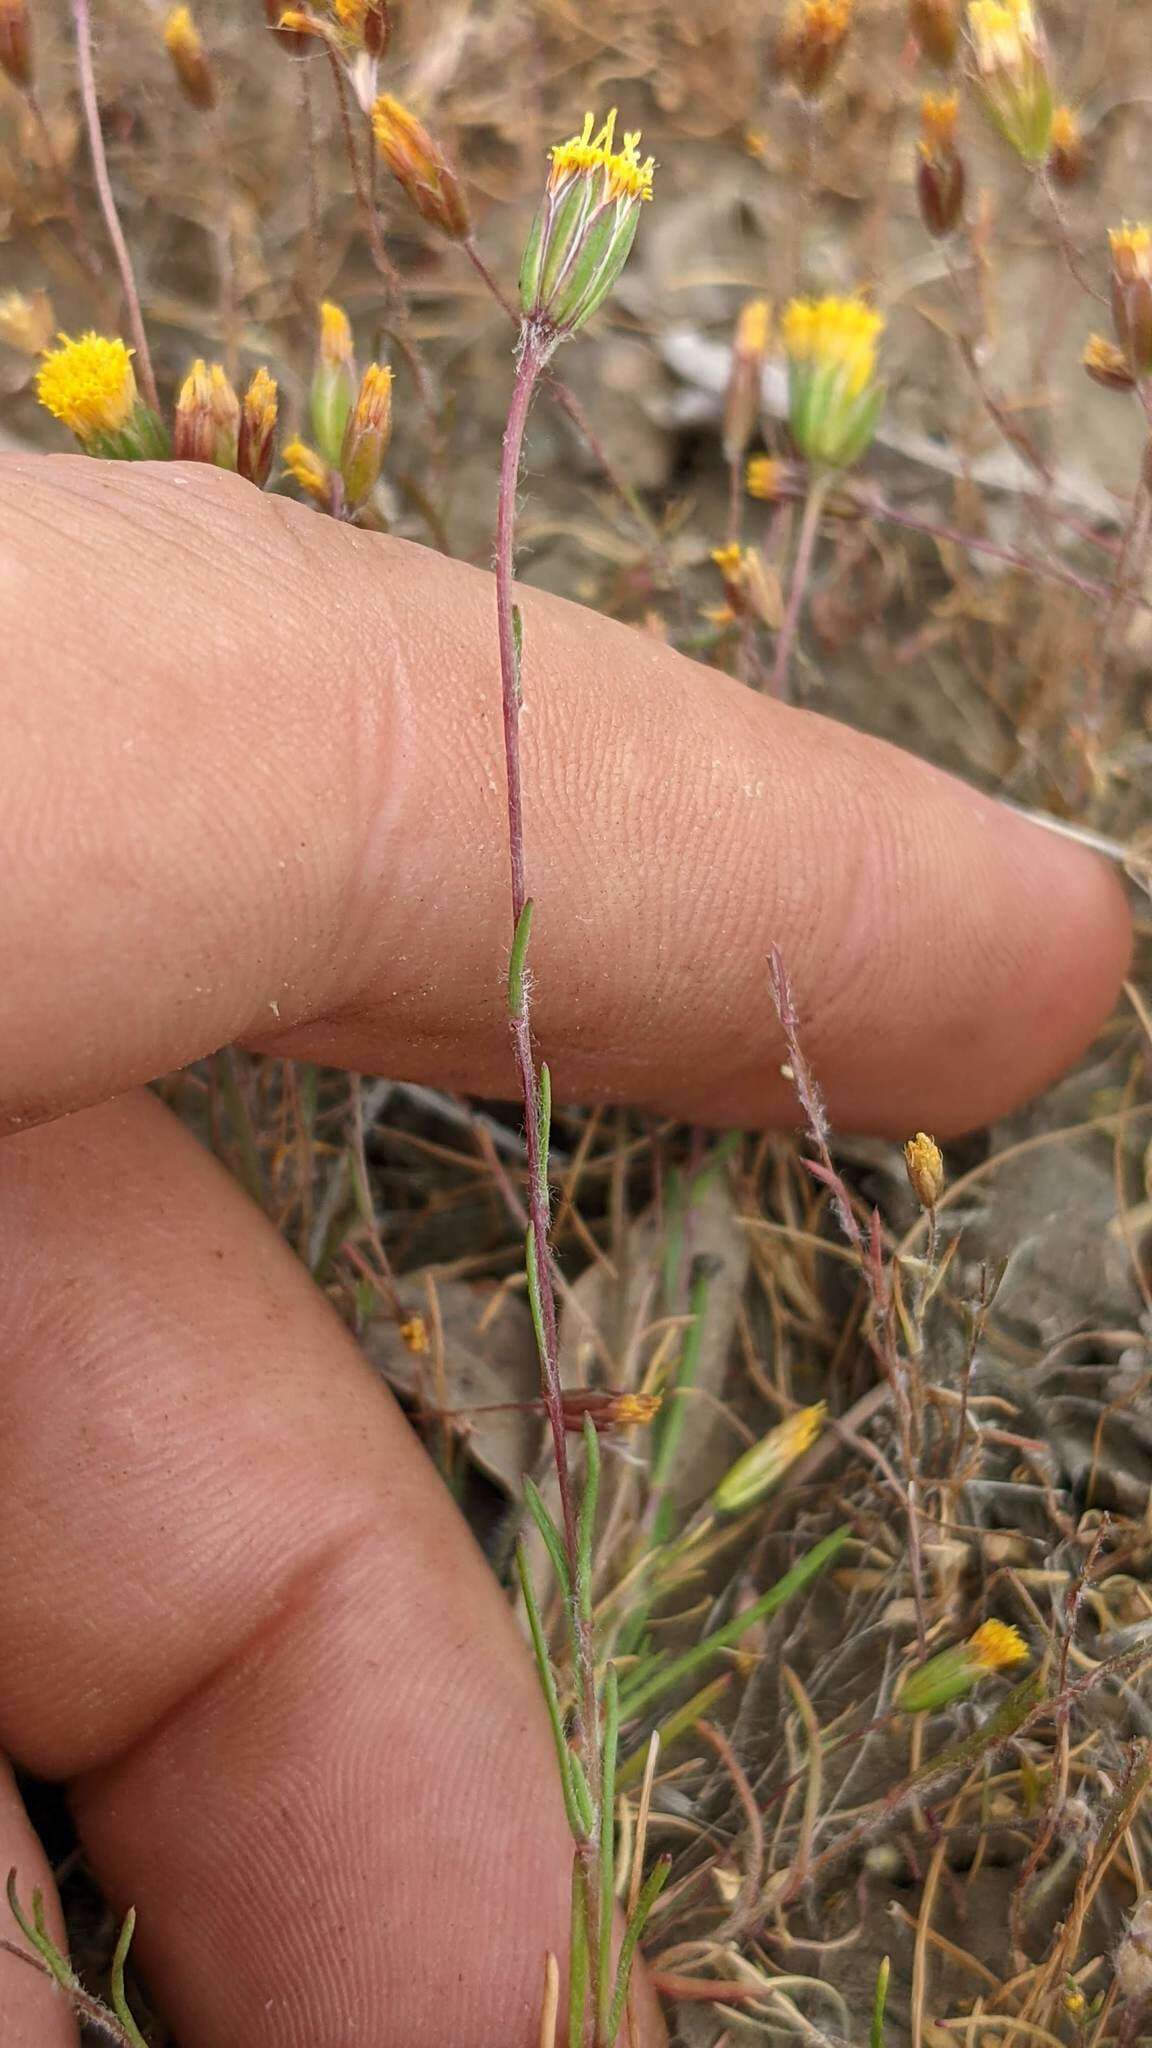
[519, 109, 655, 343]
[237, 367, 279, 487]
[164, 6, 216, 111]
[781, 294, 885, 471]
[371, 95, 471, 242]
[173, 358, 240, 466]
[904, 1130, 945, 1209]
[775, 0, 854, 99]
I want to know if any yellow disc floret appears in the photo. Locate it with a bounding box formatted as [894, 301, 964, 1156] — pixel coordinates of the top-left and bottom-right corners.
[548, 108, 655, 203]
[967, 0, 1038, 69]
[781, 295, 883, 398]
[36, 331, 137, 444]
[968, 1619, 1028, 1671]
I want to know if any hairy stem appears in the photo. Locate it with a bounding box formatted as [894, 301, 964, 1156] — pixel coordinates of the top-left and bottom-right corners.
[70, 0, 158, 410]
[772, 467, 833, 696]
[496, 323, 604, 2030]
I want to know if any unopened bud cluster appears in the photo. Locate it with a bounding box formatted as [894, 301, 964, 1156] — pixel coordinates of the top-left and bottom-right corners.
[282, 301, 393, 517]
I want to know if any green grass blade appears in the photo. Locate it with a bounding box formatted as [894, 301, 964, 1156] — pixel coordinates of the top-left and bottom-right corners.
[606, 1857, 671, 2042]
[870, 1954, 891, 2048]
[515, 1539, 589, 1841]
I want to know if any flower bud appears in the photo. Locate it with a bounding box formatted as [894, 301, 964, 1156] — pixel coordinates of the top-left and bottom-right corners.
[0, 0, 32, 88]
[265, 0, 315, 56]
[282, 437, 335, 507]
[781, 294, 884, 471]
[310, 299, 358, 464]
[909, 0, 959, 67]
[173, 358, 239, 466]
[559, 1388, 662, 1433]
[333, 0, 389, 56]
[35, 331, 169, 459]
[713, 1404, 826, 1515]
[519, 108, 655, 342]
[746, 454, 787, 502]
[1047, 103, 1084, 186]
[1083, 333, 1135, 393]
[916, 93, 965, 237]
[775, 0, 854, 99]
[163, 6, 216, 112]
[237, 367, 278, 487]
[966, 0, 1053, 164]
[371, 95, 471, 242]
[896, 1619, 1028, 1713]
[723, 299, 771, 465]
[1109, 224, 1152, 380]
[339, 360, 392, 512]
[904, 1131, 945, 1210]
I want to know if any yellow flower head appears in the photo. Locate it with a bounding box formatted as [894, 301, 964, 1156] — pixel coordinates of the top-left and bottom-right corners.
[611, 1392, 663, 1428]
[163, 4, 215, 109]
[746, 454, 785, 501]
[782, 294, 882, 397]
[36, 331, 137, 444]
[163, 5, 199, 57]
[372, 95, 471, 241]
[320, 299, 354, 368]
[967, 0, 1038, 70]
[776, 0, 854, 97]
[735, 299, 772, 357]
[547, 108, 655, 204]
[283, 437, 332, 505]
[919, 92, 959, 155]
[399, 1313, 429, 1354]
[1050, 104, 1078, 152]
[350, 360, 393, 430]
[1083, 332, 1134, 392]
[237, 367, 279, 488]
[243, 366, 278, 435]
[968, 1619, 1028, 1671]
[711, 542, 746, 582]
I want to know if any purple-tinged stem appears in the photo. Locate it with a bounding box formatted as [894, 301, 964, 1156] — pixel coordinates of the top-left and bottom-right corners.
[70, 0, 158, 413]
[771, 467, 832, 697]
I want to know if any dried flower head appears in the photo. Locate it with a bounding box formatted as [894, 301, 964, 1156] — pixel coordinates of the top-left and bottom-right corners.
[897, 1618, 1028, 1713]
[36, 331, 168, 458]
[904, 1130, 945, 1208]
[560, 1388, 663, 1433]
[781, 294, 885, 470]
[340, 360, 393, 511]
[0, 288, 55, 355]
[0, 0, 31, 88]
[775, 0, 854, 99]
[237, 367, 278, 487]
[519, 109, 655, 342]
[723, 298, 772, 463]
[917, 92, 966, 236]
[966, 0, 1052, 163]
[163, 6, 216, 111]
[1109, 223, 1152, 379]
[371, 95, 471, 242]
[1083, 332, 1135, 393]
[173, 359, 239, 467]
[909, 0, 959, 68]
[1047, 103, 1084, 185]
[714, 1403, 827, 1514]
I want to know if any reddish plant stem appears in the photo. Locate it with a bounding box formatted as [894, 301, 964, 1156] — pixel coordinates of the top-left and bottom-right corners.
[496, 324, 604, 2036]
[771, 468, 832, 697]
[70, 0, 158, 410]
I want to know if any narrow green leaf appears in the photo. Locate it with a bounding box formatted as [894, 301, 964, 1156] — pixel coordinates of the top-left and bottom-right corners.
[649, 1255, 715, 1494]
[525, 1224, 548, 1372]
[511, 602, 524, 701]
[110, 1909, 149, 2048]
[5, 1871, 77, 1993]
[515, 1540, 589, 1842]
[507, 897, 534, 1019]
[870, 1954, 890, 2048]
[596, 1664, 621, 2038]
[538, 1061, 552, 1201]
[569, 1746, 596, 1838]
[618, 1525, 850, 1719]
[568, 1856, 590, 2048]
[523, 1476, 571, 1603]
[606, 1857, 671, 2043]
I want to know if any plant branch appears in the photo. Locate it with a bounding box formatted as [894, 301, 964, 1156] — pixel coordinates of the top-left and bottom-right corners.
[69, 0, 158, 411]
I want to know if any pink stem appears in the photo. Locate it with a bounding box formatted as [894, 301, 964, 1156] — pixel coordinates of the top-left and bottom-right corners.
[70, 0, 158, 413]
[771, 469, 832, 696]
